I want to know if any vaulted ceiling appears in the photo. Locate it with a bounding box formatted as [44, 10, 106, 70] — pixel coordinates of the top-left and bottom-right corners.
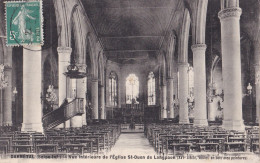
[82, 0, 182, 63]
[81, 0, 260, 64]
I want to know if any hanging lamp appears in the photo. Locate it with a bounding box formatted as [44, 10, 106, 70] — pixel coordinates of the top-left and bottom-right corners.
[64, 58, 87, 79]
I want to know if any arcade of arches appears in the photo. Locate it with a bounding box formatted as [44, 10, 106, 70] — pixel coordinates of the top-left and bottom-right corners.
[0, 0, 260, 156]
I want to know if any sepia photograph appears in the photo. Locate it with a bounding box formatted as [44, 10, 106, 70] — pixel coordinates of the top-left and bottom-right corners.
[0, 0, 259, 163]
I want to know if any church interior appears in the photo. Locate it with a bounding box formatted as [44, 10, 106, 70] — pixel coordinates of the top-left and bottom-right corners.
[0, 0, 259, 159]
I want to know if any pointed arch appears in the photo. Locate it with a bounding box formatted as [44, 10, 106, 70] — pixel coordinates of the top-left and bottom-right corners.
[191, 0, 208, 44]
[210, 55, 221, 85]
[43, 53, 58, 88]
[159, 52, 167, 86]
[0, 39, 4, 64]
[98, 51, 105, 86]
[179, 8, 191, 63]
[69, 4, 86, 65]
[166, 31, 177, 78]
[53, 0, 70, 47]
[86, 32, 98, 79]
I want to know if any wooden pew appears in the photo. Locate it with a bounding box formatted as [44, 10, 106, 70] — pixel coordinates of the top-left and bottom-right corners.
[197, 143, 219, 152]
[0, 140, 9, 154]
[36, 144, 58, 154]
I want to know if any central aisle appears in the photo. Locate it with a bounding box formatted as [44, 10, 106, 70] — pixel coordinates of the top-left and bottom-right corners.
[109, 133, 156, 155]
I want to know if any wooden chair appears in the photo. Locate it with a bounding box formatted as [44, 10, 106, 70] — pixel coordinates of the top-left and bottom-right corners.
[63, 144, 85, 155]
[250, 136, 259, 153]
[224, 142, 247, 152]
[36, 144, 58, 154]
[197, 143, 219, 152]
[74, 138, 94, 154]
[170, 143, 192, 155]
[12, 145, 33, 153]
[0, 140, 9, 154]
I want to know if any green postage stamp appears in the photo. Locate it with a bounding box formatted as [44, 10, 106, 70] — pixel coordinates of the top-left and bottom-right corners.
[5, 1, 43, 46]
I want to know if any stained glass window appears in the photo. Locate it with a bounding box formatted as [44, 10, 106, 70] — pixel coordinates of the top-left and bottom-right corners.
[126, 74, 139, 104]
[109, 72, 118, 106]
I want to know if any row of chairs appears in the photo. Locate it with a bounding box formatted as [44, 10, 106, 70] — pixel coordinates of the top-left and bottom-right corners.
[145, 124, 259, 155]
[0, 124, 121, 156]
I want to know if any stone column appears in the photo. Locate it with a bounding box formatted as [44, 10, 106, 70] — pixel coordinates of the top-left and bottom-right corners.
[192, 44, 208, 126]
[22, 46, 43, 133]
[178, 63, 189, 124]
[255, 64, 260, 123]
[92, 78, 99, 120]
[167, 78, 174, 118]
[218, 4, 245, 131]
[161, 85, 167, 120]
[57, 47, 71, 106]
[3, 66, 12, 126]
[0, 90, 2, 126]
[208, 100, 218, 121]
[70, 77, 87, 128]
[57, 47, 71, 128]
[173, 72, 178, 118]
[64, 78, 72, 128]
[173, 72, 178, 99]
[254, 39, 260, 124]
[82, 77, 87, 126]
[100, 86, 105, 119]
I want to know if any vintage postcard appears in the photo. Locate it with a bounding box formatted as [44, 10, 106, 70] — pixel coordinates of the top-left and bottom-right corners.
[0, 0, 259, 163]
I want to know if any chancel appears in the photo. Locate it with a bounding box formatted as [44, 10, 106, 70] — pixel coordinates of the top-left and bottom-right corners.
[0, 0, 259, 159]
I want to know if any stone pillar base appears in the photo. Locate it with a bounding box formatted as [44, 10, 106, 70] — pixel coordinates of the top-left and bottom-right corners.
[70, 116, 83, 128]
[92, 119, 99, 124]
[256, 118, 259, 124]
[178, 63, 189, 125]
[193, 119, 208, 126]
[92, 79, 99, 119]
[161, 109, 167, 120]
[208, 101, 217, 121]
[82, 113, 87, 126]
[179, 119, 189, 124]
[64, 120, 70, 128]
[222, 120, 245, 131]
[3, 121, 12, 126]
[22, 123, 43, 133]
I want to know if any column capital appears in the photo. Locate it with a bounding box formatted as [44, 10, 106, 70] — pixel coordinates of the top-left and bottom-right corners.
[191, 44, 207, 52]
[57, 47, 72, 54]
[178, 62, 189, 67]
[218, 7, 242, 20]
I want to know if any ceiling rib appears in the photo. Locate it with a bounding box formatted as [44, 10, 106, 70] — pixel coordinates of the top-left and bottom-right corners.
[100, 35, 163, 39]
[104, 49, 158, 52]
[159, 0, 182, 50]
[92, 7, 174, 9]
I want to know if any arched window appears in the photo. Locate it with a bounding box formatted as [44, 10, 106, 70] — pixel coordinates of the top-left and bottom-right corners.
[148, 72, 156, 105]
[109, 72, 118, 106]
[126, 74, 139, 104]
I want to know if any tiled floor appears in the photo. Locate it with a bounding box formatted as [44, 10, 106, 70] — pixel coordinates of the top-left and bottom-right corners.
[109, 133, 156, 155]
